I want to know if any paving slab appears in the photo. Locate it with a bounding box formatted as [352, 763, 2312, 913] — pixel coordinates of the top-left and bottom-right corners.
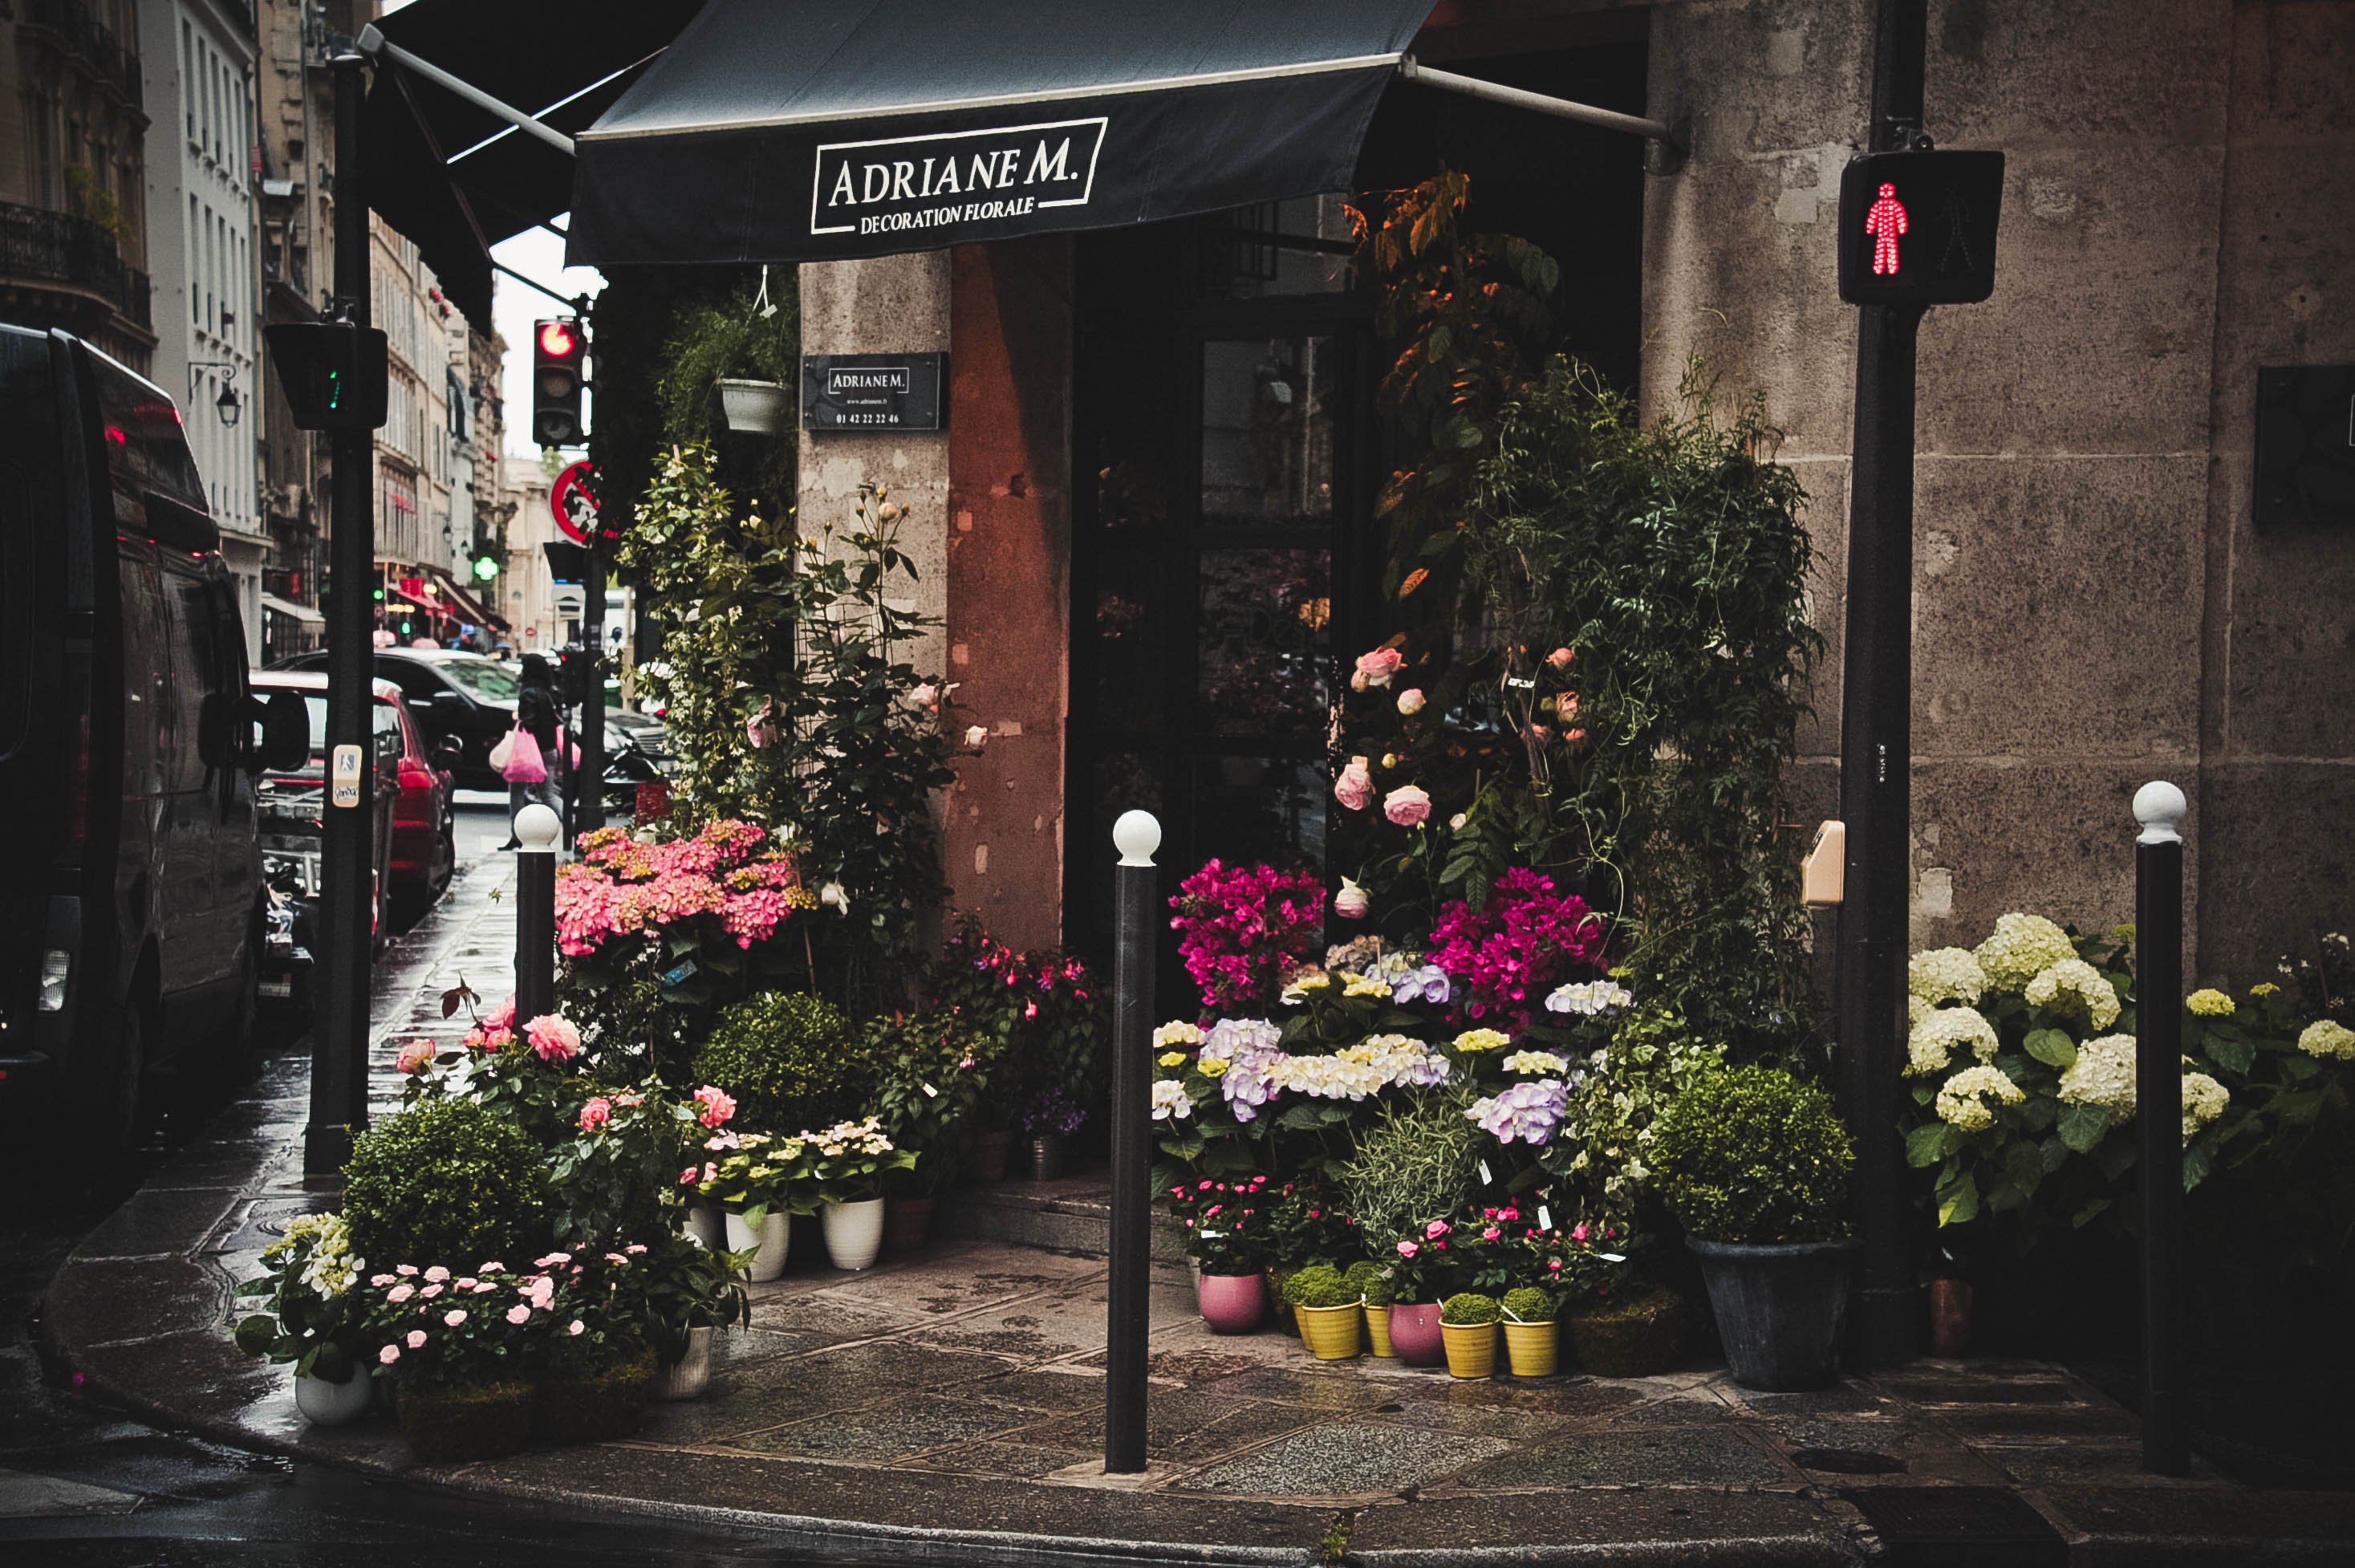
[1458, 1423, 1791, 1489]
[1177, 1421, 1512, 1499]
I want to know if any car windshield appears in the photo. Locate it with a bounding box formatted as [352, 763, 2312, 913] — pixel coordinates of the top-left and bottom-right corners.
[436, 658, 521, 703]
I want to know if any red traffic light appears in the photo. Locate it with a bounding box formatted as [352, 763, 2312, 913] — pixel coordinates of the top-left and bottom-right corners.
[538, 320, 579, 359]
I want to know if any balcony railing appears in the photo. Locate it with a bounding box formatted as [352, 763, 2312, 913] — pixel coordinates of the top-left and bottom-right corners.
[0, 201, 152, 330]
[20, 0, 145, 108]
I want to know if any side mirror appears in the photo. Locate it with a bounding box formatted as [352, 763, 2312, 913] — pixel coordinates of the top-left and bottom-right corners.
[254, 690, 311, 773]
[431, 737, 463, 772]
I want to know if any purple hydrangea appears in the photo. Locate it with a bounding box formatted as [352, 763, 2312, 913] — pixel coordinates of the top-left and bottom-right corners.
[1468, 1079, 1569, 1146]
[1392, 965, 1452, 1006]
[1204, 1018, 1285, 1123]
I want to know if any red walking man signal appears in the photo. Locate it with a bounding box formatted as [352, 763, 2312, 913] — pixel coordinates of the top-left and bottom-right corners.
[1865, 182, 1907, 275]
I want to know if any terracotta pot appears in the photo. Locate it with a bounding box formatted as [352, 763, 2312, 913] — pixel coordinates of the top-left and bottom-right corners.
[884, 1196, 934, 1253]
[1442, 1320, 1500, 1379]
[972, 1131, 1012, 1181]
[1503, 1320, 1559, 1377]
[1027, 1133, 1066, 1182]
[1928, 1278, 1974, 1358]
[1295, 1302, 1363, 1359]
[1363, 1303, 1395, 1357]
[822, 1196, 887, 1270]
[395, 1379, 535, 1463]
[1387, 1302, 1445, 1367]
[723, 1209, 791, 1282]
[1197, 1271, 1267, 1334]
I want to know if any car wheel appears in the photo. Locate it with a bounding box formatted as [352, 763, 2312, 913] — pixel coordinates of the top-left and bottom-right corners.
[433, 810, 456, 896]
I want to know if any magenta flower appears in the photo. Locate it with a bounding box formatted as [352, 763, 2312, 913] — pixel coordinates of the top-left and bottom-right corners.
[578, 1096, 612, 1132]
[1395, 1240, 1419, 1259]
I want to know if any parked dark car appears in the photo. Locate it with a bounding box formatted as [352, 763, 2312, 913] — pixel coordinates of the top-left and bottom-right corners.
[0, 325, 308, 1150]
[270, 647, 518, 790]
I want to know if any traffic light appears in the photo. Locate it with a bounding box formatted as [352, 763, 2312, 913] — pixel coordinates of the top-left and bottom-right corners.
[1837, 150, 2005, 307]
[533, 318, 587, 446]
[263, 319, 390, 431]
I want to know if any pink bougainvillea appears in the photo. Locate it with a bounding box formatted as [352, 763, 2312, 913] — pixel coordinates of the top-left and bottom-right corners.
[1167, 859, 1325, 1015]
[1428, 868, 1607, 1023]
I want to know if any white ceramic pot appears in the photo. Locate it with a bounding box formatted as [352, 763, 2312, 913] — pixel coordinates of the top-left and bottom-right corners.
[680, 1204, 724, 1249]
[821, 1196, 886, 1271]
[651, 1325, 713, 1402]
[723, 1209, 792, 1282]
[717, 378, 790, 434]
[294, 1368, 374, 1426]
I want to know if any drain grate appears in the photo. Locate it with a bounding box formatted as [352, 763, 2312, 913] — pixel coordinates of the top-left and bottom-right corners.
[1842, 1486, 2066, 1568]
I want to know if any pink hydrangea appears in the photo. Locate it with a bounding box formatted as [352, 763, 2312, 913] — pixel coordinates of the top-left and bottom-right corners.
[524, 1014, 581, 1063]
[1383, 785, 1431, 827]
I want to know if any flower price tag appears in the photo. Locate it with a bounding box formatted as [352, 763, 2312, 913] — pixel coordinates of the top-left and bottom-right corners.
[1538, 1204, 1552, 1230]
[1198, 1231, 1224, 1240]
[920, 1083, 938, 1098]
[1478, 1160, 1493, 1186]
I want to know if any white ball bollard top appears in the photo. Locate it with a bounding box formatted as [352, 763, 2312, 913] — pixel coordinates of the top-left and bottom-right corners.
[2133, 780, 2186, 846]
[514, 802, 564, 853]
[1112, 809, 1162, 867]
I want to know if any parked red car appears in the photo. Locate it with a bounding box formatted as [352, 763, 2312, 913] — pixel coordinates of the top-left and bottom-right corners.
[388, 693, 460, 918]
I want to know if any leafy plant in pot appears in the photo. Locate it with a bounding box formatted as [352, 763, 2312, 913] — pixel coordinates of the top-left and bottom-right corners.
[866, 1009, 993, 1252]
[233, 1214, 376, 1425]
[1282, 1265, 1365, 1360]
[1651, 1064, 1858, 1391]
[361, 1258, 560, 1462]
[691, 1127, 814, 1282]
[799, 1115, 918, 1270]
[1167, 1175, 1272, 1333]
[636, 1231, 753, 1401]
[531, 1248, 660, 1444]
[1439, 1291, 1501, 1379]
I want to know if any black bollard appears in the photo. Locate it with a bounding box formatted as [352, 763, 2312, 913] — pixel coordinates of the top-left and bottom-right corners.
[2133, 781, 2187, 1477]
[1105, 809, 1160, 1474]
[514, 802, 561, 1026]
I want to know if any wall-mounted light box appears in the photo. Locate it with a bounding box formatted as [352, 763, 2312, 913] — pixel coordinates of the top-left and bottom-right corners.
[2255, 366, 2355, 527]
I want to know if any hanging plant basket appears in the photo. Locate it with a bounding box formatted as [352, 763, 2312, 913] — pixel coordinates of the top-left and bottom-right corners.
[717, 378, 792, 434]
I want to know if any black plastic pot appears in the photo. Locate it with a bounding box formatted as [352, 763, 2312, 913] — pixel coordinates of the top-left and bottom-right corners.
[1686, 1235, 1862, 1391]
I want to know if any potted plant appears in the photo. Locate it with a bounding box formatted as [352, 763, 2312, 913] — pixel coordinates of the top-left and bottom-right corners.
[1439, 1291, 1501, 1379]
[232, 1213, 376, 1426]
[1651, 1065, 1859, 1391]
[1020, 1087, 1085, 1181]
[363, 1257, 556, 1462]
[1500, 1286, 1559, 1377]
[532, 1248, 658, 1443]
[866, 1011, 993, 1253]
[1383, 1223, 1460, 1367]
[691, 1129, 813, 1282]
[798, 1116, 917, 1269]
[1346, 1261, 1395, 1356]
[637, 1232, 752, 1401]
[654, 284, 799, 439]
[1167, 1175, 1271, 1332]
[1565, 1278, 1692, 1378]
[1285, 1265, 1364, 1359]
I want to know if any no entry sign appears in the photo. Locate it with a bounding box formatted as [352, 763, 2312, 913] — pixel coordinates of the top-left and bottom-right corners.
[552, 461, 607, 544]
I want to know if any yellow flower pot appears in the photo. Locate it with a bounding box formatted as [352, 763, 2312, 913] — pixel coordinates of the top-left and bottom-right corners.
[1295, 1301, 1364, 1360]
[1440, 1320, 1498, 1379]
[1362, 1302, 1395, 1357]
[1502, 1319, 1558, 1377]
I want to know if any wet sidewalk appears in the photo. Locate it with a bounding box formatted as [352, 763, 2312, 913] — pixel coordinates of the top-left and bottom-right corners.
[38, 852, 2355, 1565]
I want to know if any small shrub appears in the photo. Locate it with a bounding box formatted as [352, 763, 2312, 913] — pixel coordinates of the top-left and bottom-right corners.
[1343, 1260, 1391, 1309]
[1501, 1286, 1557, 1322]
[1651, 1065, 1854, 1243]
[1442, 1291, 1500, 1326]
[690, 991, 859, 1133]
[1281, 1264, 1345, 1306]
[343, 1100, 550, 1267]
[1298, 1273, 1362, 1309]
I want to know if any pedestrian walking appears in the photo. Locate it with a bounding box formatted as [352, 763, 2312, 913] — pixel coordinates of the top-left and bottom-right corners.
[496, 652, 566, 850]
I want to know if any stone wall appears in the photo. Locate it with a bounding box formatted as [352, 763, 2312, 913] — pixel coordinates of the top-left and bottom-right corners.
[1642, 0, 2355, 985]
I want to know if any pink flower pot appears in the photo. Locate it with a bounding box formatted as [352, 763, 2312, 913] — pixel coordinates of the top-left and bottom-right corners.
[1198, 1272, 1268, 1334]
[1388, 1302, 1447, 1367]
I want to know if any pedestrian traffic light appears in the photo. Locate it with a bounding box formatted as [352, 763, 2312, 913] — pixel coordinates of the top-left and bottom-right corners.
[263, 318, 390, 431]
[1837, 150, 2005, 307]
[534, 318, 587, 446]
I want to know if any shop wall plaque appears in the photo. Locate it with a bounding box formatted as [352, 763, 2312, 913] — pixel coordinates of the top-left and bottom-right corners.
[802, 353, 948, 432]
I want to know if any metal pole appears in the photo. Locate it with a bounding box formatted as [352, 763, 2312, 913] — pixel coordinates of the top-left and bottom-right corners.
[1833, 0, 1928, 1369]
[307, 53, 374, 1179]
[2133, 781, 2188, 1475]
[1105, 809, 1160, 1474]
[579, 548, 605, 832]
[513, 802, 561, 1024]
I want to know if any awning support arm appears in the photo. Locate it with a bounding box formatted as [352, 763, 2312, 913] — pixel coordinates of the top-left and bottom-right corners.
[356, 24, 579, 158]
[1399, 56, 1686, 158]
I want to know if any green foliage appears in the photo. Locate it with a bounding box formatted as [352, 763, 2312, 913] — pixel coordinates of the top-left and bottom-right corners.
[655, 285, 800, 445]
[1298, 1273, 1362, 1310]
[1652, 1066, 1854, 1243]
[1281, 1263, 1349, 1307]
[928, 920, 1108, 1126]
[1331, 1087, 1482, 1245]
[1441, 1291, 1500, 1326]
[690, 990, 859, 1134]
[1500, 1286, 1557, 1323]
[343, 1100, 552, 1269]
[545, 1083, 698, 1249]
[233, 1214, 368, 1383]
[1344, 1259, 1392, 1307]
[862, 1009, 996, 1194]
[630, 1231, 752, 1363]
[1537, 1001, 1724, 1230]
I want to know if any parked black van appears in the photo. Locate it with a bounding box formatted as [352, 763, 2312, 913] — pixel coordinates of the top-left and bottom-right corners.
[0, 326, 307, 1148]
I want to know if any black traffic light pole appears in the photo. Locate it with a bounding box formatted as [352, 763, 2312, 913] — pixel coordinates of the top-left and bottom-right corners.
[1834, 0, 1927, 1365]
[307, 52, 376, 1179]
[576, 295, 603, 834]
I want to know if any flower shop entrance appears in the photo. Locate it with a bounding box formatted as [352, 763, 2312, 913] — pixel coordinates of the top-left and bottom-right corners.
[1065, 203, 1381, 970]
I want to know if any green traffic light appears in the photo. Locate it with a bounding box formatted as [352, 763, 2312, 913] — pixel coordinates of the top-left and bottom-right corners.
[372, 587, 385, 600]
[327, 368, 343, 411]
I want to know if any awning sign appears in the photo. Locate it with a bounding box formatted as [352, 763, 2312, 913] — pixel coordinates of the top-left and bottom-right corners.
[812, 118, 1105, 242]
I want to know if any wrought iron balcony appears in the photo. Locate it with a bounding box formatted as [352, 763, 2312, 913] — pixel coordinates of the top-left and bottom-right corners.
[0, 201, 152, 331]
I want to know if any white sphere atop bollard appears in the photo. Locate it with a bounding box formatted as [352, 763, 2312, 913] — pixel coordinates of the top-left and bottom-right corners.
[1112, 810, 1162, 867]
[514, 802, 564, 854]
[2132, 781, 2186, 846]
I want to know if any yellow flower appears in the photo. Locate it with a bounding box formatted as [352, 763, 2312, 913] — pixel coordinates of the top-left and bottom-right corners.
[2249, 982, 2280, 998]
[1158, 1051, 1189, 1068]
[1342, 973, 1387, 998]
[1196, 1056, 1230, 1078]
[1153, 1021, 1204, 1048]
[1607, 965, 1633, 980]
[2186, 989, 2235, 1018]
[1453, 1028, 1511, 1054]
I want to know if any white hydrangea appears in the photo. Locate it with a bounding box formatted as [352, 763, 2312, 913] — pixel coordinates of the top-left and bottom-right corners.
[2298, 1019, 2355, 1060]
[1338, 1034, 1452, 1089]
[1545, 979, 1634, 1016]
[2180, 1072, 2228, 1140]
[1150, 1079, 1195, 1121]
[1909, 994, 1933, 1030]
[1975, 912, 2077, 991]
[1269, 1052, 1391, 1101]
[1935, 1065, 2025, 1132]
[2024, 958, 2122, 1030]
[1153, 1021, 1204, 1048]
[1906, 1006, 2000, 1076]
[1909, 947, 1988, 1007]
[2058, 1034, 2138, 1115]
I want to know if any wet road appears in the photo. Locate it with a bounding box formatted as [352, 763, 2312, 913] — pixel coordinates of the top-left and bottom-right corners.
[0, 803, 873, 1566]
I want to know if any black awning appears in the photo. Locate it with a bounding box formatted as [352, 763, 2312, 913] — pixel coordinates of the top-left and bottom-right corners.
[567, 0, 1439, 267]
[360, 0, 707, 323]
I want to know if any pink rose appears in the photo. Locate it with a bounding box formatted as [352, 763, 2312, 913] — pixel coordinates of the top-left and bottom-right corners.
[370, 1273, 396, 1287]
[681, 1166, 701, 1186]
[1396, 688, 1425, 717]
[1334, 878, 1369, 920]
[1482, 1226, 1500, 1241]
[422, 1266, 449, 1283]
[909, 682, 938, 709]
[379, 1345, 400, 1365]
[1351, 646, 1405, 691]
[1395, 1240, 1419, 1259]
[418, 1283, 443, 1299]
[386, 1283, 414, 1303]
[692, 1085, 737, 1129]
[578, 1096, 612, 1132]
[1545, 647, 1575, 669]
[442, 1309, 466, 1326]
[1383, 785, 1432, 827]
[1333, 758, 1372, 812]
[395, 1039, 435, 1074]
[524, 1014, 581, 1063]
[1571, 1224, 1589, 1241]
[624, 1244, 647, 1255]
[395, 1265, 419, 1277]
[568, 1320, 586, 1336]
[405, 1330, 426, 1349]
[481, 996, 517, 1030]
[479, 1261, 506, 1273]
[506, 1305, 531, 1325]
[1425, 1220, 1452, 1239]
